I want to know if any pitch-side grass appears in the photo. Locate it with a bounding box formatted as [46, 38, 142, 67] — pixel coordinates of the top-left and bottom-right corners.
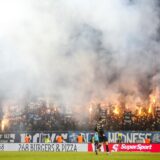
[0, 152, 160, 160]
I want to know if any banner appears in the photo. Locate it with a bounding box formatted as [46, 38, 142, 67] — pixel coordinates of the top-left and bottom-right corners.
[0, 131, 160, 143]
[88, 143, 160, 152]
[88, 131, 160, 143]
[107, 132, 152, 143]
[0, 143, 87, 152]
[1, 143, 160, 152]
[0, 132, 69, 143]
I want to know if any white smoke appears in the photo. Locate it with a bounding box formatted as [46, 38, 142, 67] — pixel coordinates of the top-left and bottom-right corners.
[0, 0, 160, 110]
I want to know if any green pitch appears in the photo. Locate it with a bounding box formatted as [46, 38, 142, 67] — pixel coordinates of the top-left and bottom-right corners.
[0, 152, 160, 160]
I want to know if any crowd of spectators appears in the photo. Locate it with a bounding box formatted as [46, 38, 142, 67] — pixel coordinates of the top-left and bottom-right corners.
[0, 100, 77, 132]
[97, 105, 160, 131]
[104, 110, 160, 131]
[0, 100, 160, 132]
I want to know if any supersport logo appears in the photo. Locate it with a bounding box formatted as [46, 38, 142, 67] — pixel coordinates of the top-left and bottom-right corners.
[112, 144, 119, 152]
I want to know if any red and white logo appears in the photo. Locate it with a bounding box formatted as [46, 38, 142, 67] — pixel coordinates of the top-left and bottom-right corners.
[112, 144, 119, 152]
[88, 144, 160, 152]
[120, 144, 152, 151]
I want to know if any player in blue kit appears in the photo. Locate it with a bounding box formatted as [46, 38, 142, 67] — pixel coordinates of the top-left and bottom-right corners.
[93, 131, 99, 155]
[95, 118, 110, 155]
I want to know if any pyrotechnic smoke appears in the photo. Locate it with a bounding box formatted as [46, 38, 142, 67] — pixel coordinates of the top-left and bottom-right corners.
[0, 0, 160, 113]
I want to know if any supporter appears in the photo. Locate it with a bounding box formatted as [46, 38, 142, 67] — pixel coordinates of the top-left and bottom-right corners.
[44, 135, 51, 143]
[117, 132, 122, 143]
[77, 133, 84, 143]
[25, 134, 30, 143]
[145, 136, 151, 144]
[56, 135, 63, 143]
